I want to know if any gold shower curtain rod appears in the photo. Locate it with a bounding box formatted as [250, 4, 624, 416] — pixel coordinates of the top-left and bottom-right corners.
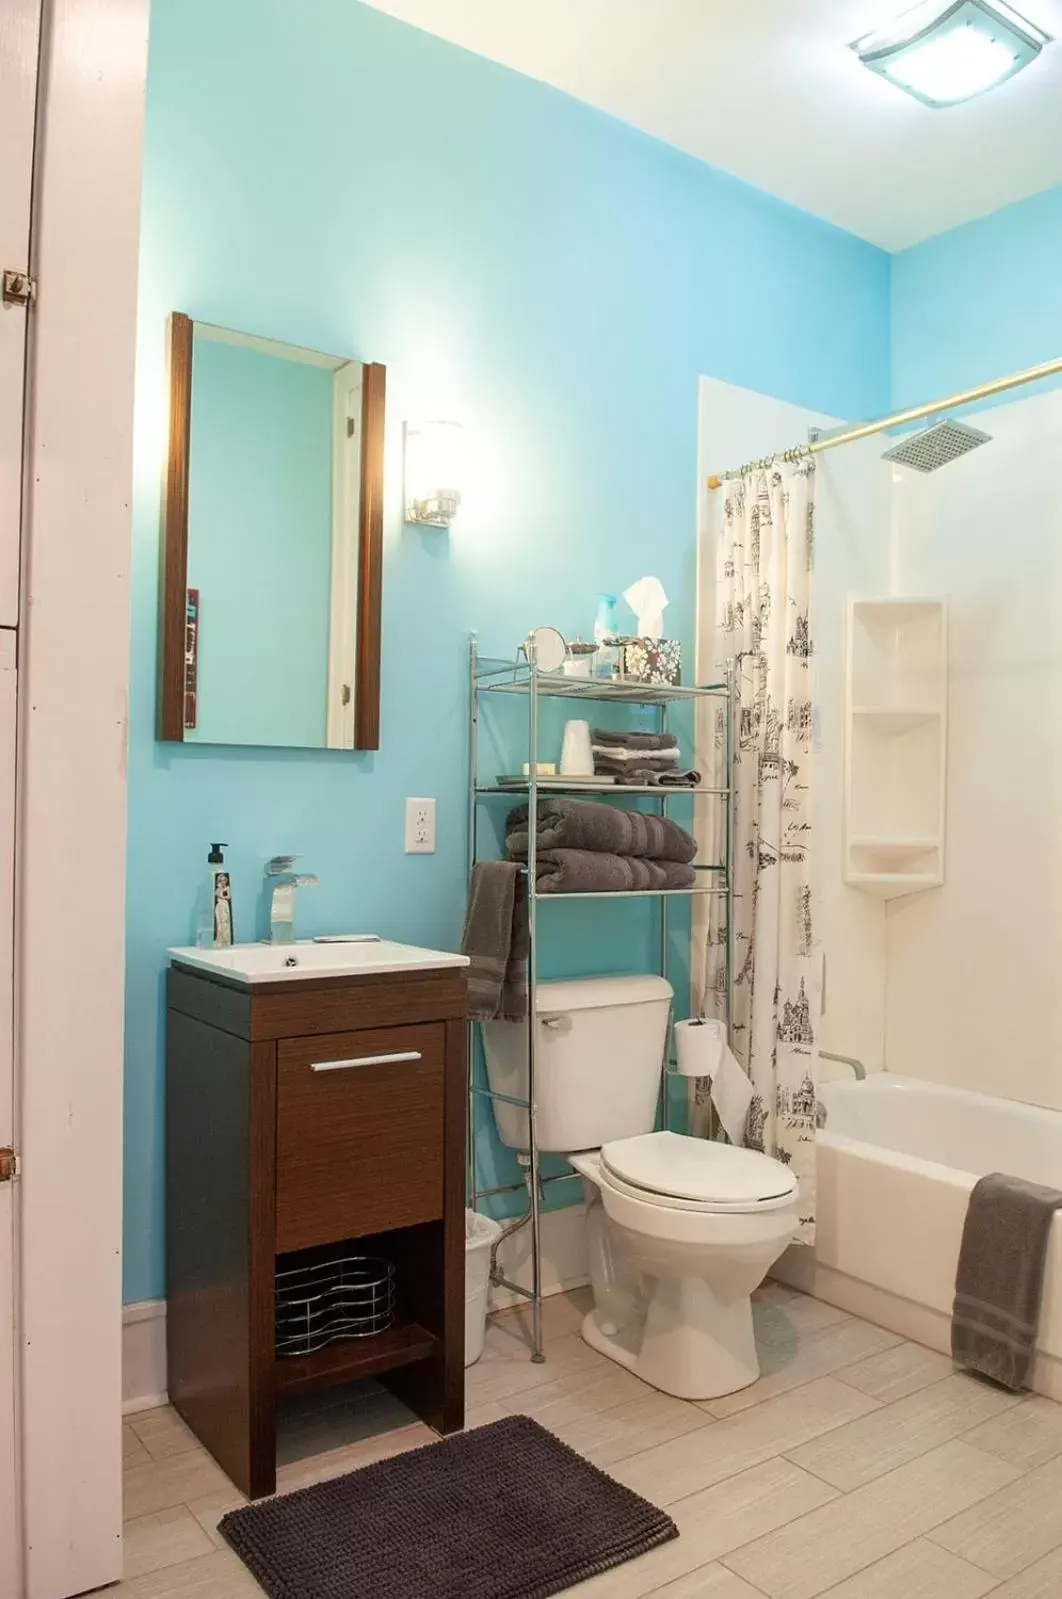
[706, 353, 1062, 489]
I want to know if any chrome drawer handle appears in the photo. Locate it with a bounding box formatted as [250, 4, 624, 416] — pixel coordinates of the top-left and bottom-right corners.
[310, 1050, 423, 1073]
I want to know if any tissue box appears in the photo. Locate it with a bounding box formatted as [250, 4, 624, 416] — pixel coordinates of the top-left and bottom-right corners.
[622, 637, 681, 686]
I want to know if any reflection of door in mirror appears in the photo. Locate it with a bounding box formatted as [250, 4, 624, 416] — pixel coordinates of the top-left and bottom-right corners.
[326, 359, 364, 749]
[159, 316, 385, 751]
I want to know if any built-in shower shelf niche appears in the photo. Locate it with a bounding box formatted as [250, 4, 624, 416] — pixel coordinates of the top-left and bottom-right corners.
[844, 598, 948, 901]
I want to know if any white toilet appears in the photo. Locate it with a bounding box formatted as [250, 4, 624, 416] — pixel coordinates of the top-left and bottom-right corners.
[481, 974, 799, 1401]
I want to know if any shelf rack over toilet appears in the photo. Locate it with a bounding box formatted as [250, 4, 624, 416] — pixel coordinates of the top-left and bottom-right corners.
[466, 634, 736, 1362]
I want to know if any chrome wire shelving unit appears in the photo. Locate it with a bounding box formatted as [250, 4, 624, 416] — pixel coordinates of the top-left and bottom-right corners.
[466, 635, 735, 1362]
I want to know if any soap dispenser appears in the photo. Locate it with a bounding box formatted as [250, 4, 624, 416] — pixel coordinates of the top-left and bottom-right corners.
[206, 842, 234, 948]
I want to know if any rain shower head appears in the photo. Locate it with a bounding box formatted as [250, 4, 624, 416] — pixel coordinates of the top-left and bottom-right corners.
[882, 419, 992, 472]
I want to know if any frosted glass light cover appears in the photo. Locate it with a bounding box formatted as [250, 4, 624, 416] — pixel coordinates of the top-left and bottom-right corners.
[404, 419, 464, 527]
[884, 24, 1017, 100]
[853, 0, 1047, 108]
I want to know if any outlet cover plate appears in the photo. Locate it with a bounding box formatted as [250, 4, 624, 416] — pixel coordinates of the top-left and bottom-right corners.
[405, 797, 436, 854]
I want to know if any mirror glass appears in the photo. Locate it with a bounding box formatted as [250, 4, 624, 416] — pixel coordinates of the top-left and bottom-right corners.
[182, 323, 366, 749]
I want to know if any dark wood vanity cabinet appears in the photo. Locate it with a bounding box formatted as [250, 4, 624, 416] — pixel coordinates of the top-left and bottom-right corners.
[165, 963, 467, 1499]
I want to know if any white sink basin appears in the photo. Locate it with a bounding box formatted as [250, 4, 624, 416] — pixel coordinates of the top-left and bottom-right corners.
[169, 939, 469, 986]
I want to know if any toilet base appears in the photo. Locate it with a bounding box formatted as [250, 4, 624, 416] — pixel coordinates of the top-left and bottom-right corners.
[580, 1273, 762, 1401]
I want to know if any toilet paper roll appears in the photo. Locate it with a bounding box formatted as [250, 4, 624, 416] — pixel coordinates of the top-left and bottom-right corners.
[712, 1049, 755, 1146]
[674, 1017, 726, 1079]
[675, 1018, 754, 1144]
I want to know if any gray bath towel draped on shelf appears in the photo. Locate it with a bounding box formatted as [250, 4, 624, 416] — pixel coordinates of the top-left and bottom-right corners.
[460, 860, 528, 1022]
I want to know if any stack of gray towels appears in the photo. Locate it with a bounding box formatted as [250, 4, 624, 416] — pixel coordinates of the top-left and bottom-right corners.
[506, 796, 697, 894]
[592, 728, 701, 787]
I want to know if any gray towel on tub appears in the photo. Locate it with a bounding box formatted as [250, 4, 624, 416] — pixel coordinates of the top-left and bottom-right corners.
[951, 1172, 1062, 1391]
[506, 798, 696, 864]
[530, 849, 696, 895]
[461, 861, 528, 1022]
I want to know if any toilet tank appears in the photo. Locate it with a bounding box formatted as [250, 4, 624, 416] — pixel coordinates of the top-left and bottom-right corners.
[481, 974, 673, 1154]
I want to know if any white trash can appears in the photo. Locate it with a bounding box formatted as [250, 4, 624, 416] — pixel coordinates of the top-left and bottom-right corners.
[465, 1208, 503, 1366]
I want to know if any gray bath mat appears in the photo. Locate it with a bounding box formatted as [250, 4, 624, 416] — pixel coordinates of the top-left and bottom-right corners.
[219, 1413, 678, 1598]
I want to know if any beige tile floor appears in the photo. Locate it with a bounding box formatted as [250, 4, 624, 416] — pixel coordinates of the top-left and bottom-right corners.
[107, 1283, 1062, 1598]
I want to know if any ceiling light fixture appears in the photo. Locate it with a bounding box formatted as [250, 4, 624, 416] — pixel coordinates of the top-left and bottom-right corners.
[853, 0, 1049, 108]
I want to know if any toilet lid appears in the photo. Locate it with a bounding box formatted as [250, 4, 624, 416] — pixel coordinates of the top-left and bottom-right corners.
[600, 1131, 798, 1207]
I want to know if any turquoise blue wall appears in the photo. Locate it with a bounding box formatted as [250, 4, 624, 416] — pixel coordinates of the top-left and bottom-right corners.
[187, 336, 333, 748]
[126, 0, 891, 1305]
[892, 184, 1062, 407]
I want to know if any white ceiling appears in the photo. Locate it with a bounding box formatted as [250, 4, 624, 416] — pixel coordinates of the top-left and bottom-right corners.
[363, 0, 1062, 249]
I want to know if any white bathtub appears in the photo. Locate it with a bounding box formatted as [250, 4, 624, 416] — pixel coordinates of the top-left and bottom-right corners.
[774, 1073, 1062, 1399]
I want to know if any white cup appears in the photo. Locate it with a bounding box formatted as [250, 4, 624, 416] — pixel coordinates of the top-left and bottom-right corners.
[560, 720, 594, 777]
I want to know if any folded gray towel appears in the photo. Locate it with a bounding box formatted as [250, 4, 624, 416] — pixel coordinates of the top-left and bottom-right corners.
[592, 743, 679, 763]
[952, 1172, 1062, 1390]
[594, 754, 682, 778]
[532, 849, 696, 895]
[638, 768, 703, 788]
[505, 797, 696, 864]
[460, 861, 528, 1022]
[591, 729, 678, 752]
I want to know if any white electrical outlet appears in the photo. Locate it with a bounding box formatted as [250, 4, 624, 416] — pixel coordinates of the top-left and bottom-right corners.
[405, 797, 436, 854]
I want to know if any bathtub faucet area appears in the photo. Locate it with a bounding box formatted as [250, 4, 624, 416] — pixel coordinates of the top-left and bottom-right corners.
[820, 1050, 867, 1080]
[817, 1052, 867, 1127]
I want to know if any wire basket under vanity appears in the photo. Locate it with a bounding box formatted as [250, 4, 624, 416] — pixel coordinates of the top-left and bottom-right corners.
[275, 1253, 396, 1358]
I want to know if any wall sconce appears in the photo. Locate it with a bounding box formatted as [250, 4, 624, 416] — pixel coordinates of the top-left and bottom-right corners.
[404, 420, 465, 528]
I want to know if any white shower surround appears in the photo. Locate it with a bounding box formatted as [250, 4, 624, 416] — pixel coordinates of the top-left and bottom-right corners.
[886, 382, 1062, 1114]
[775, 1075, 1062, 1402]
[698, 377, 1062, 1117]
[699, 376, 1062, 1401]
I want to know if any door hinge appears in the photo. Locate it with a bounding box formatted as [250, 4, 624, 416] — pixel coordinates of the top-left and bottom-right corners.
[2, 270, 36, 308]
[0, 1148, 18, 1183]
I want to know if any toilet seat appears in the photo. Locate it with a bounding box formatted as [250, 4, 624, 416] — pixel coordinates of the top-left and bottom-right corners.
[599, 1130, 798, 1215]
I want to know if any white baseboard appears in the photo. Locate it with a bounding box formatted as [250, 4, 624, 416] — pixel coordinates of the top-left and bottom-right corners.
[121, 1206, 589, 1414]
[122, 1299, 167, 1415]
[490, 1201, 589, 1311]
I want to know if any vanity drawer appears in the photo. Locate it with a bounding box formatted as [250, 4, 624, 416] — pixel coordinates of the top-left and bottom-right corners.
[276, 1023, 445, 1253]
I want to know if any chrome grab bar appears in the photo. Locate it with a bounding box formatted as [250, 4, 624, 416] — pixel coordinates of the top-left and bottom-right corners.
[310, 1051, 422, 1073]
[820, 1050, 867, 1081]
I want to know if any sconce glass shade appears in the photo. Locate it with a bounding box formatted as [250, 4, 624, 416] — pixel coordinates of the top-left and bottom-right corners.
[852, 0, 1048, 107]
[404, 420, 464, 528]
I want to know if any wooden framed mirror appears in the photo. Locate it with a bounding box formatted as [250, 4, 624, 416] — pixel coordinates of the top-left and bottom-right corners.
[159, 313, 385, 750]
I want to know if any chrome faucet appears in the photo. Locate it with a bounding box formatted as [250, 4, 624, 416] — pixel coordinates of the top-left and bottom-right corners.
[265, 856, 319, 944]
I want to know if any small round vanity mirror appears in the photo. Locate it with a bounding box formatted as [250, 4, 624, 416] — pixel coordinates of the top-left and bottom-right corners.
[523, 626, 568, 673]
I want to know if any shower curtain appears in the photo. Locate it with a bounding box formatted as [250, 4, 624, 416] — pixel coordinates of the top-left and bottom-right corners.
[694, 461, 820, 1242]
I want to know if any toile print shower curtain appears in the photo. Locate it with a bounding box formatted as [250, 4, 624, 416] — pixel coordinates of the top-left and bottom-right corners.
[695, 461, 820, 1242]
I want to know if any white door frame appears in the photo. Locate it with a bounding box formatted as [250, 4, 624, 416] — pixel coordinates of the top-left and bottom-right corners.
[0, 631, 19, 1599]
[0, 2, 43, 1592]
[0, 0, 42, 633]
[17, 1, 148, 1594]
